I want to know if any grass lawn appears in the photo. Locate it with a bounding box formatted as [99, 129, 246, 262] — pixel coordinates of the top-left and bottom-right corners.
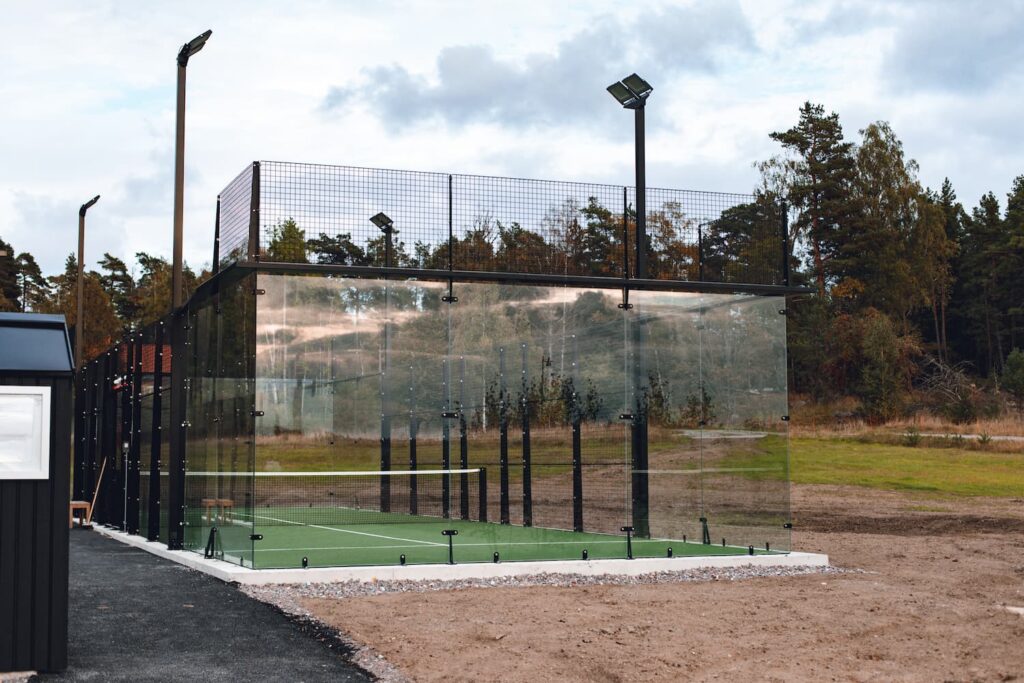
[788, 438, 1024, 498]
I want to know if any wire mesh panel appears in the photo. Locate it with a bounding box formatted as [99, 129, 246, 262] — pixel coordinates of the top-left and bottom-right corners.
[219, 163, 255, 268]
[221, 161, 786, 286]
[259, 162, 449, 267]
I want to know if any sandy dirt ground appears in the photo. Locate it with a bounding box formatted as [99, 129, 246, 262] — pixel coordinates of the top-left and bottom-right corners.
[300, 484, 1024, 682]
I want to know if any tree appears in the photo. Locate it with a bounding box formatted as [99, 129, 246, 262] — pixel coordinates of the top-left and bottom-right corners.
[764, 102, 859, 295]
[97, 252, 137, 327]
[40, 254, 121, 361]
[266, 218, 308, 263]
[131, 252, 201, 327]
[15, 252, 52, 312]
[1003, 348, 1024, 415]
[0, 237, 21, 311]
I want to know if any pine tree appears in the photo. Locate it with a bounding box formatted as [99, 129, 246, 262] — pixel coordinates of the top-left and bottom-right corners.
[765, 102, 859, 295]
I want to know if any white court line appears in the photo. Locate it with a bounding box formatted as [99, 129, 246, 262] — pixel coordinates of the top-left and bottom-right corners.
[238, 512, 446, 547]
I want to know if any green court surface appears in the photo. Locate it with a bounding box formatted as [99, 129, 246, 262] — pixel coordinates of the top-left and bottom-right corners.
[199, 509, 773, 569]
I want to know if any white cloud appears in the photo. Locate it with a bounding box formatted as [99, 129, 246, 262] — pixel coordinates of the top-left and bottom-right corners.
[0, 0, 1021, 279]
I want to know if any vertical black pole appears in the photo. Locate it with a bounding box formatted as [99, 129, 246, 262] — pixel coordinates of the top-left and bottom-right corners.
[73, 368, 86, 500]
[167, 307, 189, 550]
[441, 359, 451, 519]
[478, 467, 488, 522]
[212, 195, 221, 275]
[630, 312, 650, 538]
[126, 334, 143, 534]
[447, 174, 455, 300]
[571, 334, 583, 532]
[83, 362, 97, 511]
[100, 350, 118, 528]
[119, 340, 133, 530]
[498, 347, 509, 524]
[781, 200, 790, 287]
[458, 356, 469, 520]
[634, 104, 647, 280]
[698, 223, 705, 282]
[247, 162, 261, 262]
[408, 364, 418, 515]
[520, 343, 532, 527]
[147, 322, 165, 541]
[379, 353, 391, 513]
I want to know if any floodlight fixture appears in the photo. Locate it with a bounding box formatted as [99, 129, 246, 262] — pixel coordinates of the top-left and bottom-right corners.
[79, 195, 100, 217]
[606, 73, 653, 109]
[369, 212, 394, 232]
[177, 30, 212, 67]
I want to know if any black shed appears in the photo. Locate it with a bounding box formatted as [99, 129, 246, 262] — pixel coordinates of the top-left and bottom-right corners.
[0, 312, 73, 673]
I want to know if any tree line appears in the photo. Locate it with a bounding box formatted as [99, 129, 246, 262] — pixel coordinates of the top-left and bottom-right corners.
[0, 244, 203, 361]
[764, 102, 1024, 421]
[2, 100, 1022, 418]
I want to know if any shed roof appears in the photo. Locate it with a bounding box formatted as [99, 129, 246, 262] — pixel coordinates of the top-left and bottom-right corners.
[0, 313, 74, 373]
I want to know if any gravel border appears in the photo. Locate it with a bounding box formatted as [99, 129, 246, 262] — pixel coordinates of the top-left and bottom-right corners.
[242, 563, 849, 681]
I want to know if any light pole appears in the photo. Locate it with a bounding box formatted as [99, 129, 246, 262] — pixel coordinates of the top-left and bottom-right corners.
[369, 212, 395, 268]
[171, 29, 212, 311]
[76, 195, 100, 370]
[606, 73, 653, 279]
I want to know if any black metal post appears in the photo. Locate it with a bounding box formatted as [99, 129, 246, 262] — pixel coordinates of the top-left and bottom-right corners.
[147, 322, 165, 541]
[520, 343, 532, 527]
[459, 357, 469, 519]
[478, 467, 488, 522]
[781, 200, 790, 287]
[571, 334, 583, 532]
[408, 364, 418, 515]
[498, 347, 509, 525]
[73, 369, 87, 500]
[126, 334, 143, 534]
[99, 355, 117, 525]
[630, 310, 651, 538]
[118, 340, 132, 530]
[441, 359, 451, 519]
[698, 223, 705, 282]
[634, 104, 647, 279]
[212, 196, 221, 275]
[167, 307, 189, 549]
[247, 161, 261, 261]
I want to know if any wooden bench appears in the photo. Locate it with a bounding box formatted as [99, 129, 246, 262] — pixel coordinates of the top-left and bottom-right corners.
[69, 500, 91, 528]
[201, 498, 235, 524]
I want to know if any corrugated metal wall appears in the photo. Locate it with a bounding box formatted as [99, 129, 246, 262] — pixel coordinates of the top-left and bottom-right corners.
[0, 373, 71, 673]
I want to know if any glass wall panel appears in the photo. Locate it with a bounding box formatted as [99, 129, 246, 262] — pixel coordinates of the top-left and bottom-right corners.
[698, 293, 791, 552]
[182, 274, 256, 565]
[247, 272, 789, 568]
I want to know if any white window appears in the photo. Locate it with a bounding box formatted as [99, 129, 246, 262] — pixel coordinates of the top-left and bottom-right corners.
[0, 386, 51, 479]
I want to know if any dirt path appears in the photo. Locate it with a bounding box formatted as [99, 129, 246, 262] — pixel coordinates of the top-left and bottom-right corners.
[299, 485, 1024, 681]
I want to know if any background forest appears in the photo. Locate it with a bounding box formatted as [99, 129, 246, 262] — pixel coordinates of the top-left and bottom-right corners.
[2, 101, 1022, 424]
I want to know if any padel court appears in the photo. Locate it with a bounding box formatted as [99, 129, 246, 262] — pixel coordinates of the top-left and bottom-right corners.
[206, 511, 771, 569]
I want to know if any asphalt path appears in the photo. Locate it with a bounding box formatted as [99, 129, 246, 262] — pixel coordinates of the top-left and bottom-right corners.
[36, 530, 370, 682]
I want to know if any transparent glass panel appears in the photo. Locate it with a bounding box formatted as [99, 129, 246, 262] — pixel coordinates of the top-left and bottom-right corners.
[247, 273, 789, 567]
[182, 274, 256, 565]
[698, 293, 791, 552]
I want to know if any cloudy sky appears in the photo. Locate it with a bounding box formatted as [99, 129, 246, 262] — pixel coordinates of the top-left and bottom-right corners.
[1, 0, 1022, 276]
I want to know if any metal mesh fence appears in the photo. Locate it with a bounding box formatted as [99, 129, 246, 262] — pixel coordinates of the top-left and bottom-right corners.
[216, 161, 786, 286]
[218, 164, 255, 267]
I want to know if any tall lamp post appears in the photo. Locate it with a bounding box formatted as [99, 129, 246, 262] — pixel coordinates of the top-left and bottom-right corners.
[606, 73, 653, 279]
[76, 195, 100, 370]
[171, 29, 212, 310]
[607, 73, 653, 539]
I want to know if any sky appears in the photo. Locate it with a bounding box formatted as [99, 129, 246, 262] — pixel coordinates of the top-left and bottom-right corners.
[1, 0, 1022, 276]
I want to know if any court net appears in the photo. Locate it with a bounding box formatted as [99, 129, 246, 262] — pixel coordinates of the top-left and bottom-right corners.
[185, 468, 487, 527]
